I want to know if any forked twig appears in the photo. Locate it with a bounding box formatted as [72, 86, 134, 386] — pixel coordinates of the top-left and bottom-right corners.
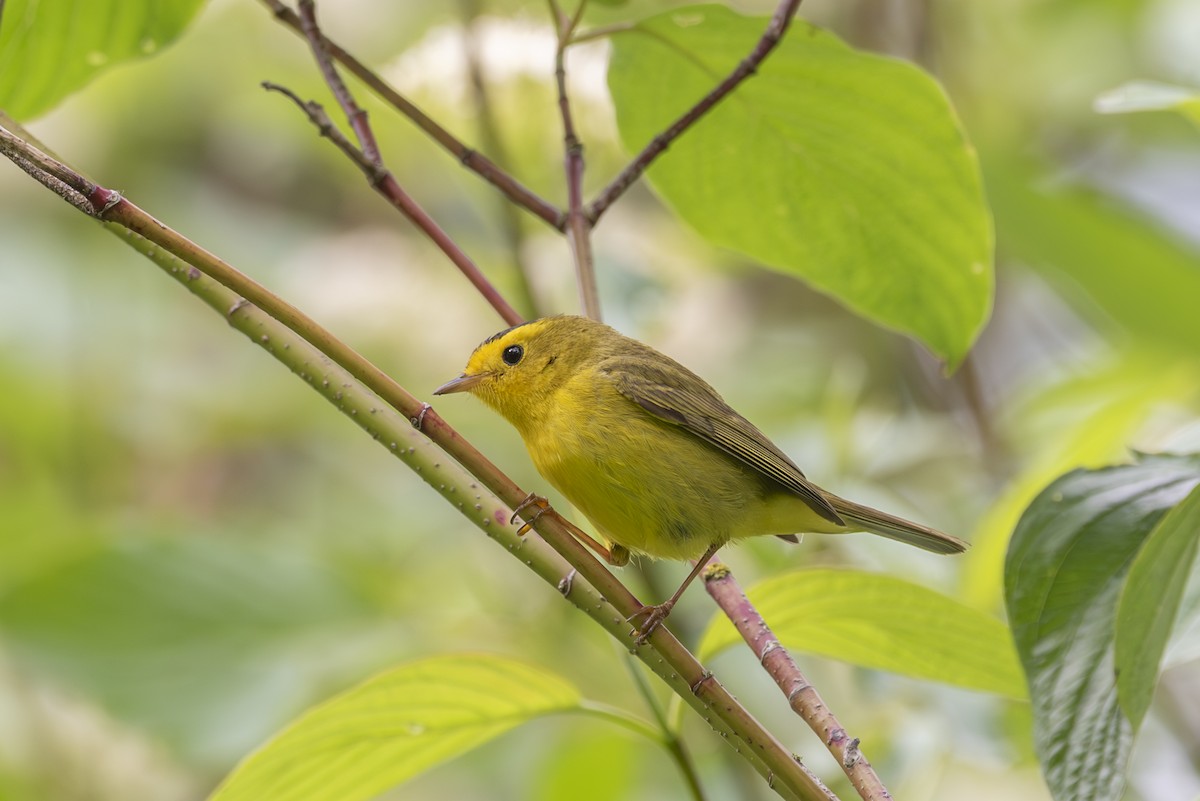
[258, 0, 564, 229]
[265, 4, 526, 327]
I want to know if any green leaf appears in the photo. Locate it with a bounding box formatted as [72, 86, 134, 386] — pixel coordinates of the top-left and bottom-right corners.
[0, 538, 384, 766]
[697, 568, 1025, 698]
[958, 352, 1198, 609]
[0, 0, 207, 120]
[210, 654, 583, 801]
[1114, 484, 1200, 728]
[1005, 453, 1200, 801]
[607, 5, 993, 368]
[984, 157, 1200, 358]
[1095, 81, 1200, 128]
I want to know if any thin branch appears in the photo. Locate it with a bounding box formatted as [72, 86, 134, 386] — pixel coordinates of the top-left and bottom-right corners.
[257, 0, 565, 230]
[569, 20, 636, 45]
[261, 81, 524, 327]
[0, 123, 836, 801]
[586, 0, 803, 224]
[704, 564, 891, 801]
[550, 0, 602, 320]
[459, 0, 542, 319]
[297, 0, 381, 166]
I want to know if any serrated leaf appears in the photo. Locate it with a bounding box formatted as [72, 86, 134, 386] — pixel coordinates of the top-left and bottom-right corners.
[1005, 453, 1200, 801]
[607, 5, 993, 368]
[0, 0, 207, 120]
[697, 568, 1025, 698]
[210, 655, 583, 801]
[1115, 484, 1200, 728]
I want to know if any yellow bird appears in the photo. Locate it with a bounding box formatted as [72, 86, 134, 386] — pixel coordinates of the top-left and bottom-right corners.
[436, 315, 966, 638]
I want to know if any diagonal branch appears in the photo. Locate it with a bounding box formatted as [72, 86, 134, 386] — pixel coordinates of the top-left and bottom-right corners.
[261, 80, 524, 327]
[0, 123, 837, 801]
[586, 0, 803, 224]
[704, 564, 890, 801]
[258, 0, 565, 230]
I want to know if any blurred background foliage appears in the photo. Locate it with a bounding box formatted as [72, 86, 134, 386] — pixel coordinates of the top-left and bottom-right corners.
[1, 0, 1199, 799]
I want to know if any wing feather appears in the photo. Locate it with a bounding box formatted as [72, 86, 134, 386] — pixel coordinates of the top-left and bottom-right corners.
[602, 356, 844, 526]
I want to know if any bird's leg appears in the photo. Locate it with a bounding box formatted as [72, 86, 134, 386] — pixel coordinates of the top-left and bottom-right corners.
[510, 493, 630, 566]
[629, 542, 722, 644]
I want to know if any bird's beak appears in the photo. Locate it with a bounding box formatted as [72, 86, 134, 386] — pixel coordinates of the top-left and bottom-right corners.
[433, 372, 489, 395]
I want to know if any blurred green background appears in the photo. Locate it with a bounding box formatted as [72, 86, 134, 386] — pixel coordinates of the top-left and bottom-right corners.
[2, 0, 1200, 799]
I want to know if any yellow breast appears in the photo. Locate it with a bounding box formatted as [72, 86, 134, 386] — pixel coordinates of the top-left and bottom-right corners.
[517, 370, 760, 560]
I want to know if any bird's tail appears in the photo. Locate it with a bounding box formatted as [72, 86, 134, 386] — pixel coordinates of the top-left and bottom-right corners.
[828, 496, 967, 555]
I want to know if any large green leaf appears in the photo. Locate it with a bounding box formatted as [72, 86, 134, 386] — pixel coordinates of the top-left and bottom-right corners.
[0, 0, 207, 120]
[607, 5, 993, 368]
[1005, 453, 1200, 801]
[1114, 484, 1200, 729]
[0, 538, 385, 766]
[698, 569, 1025, 698]
[210, 655, 583, 801]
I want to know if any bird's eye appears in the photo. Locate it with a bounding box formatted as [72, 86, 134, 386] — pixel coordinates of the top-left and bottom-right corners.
[502, 344, 524, 365]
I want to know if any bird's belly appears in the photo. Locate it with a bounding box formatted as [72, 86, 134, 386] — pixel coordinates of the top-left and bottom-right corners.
[525, 414, 752, 561]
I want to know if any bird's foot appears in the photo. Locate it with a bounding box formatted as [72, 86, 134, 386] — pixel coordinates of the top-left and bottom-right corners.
[510, 493, 551, 536]
[628, 600, 676, 645]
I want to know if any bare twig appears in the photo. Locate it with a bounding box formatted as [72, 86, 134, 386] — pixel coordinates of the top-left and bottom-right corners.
[0, 124, 836, 801]
[296, 0, 381, 166]
[261, 81, 524, 327]
[550, 0, 602, 320]
[258, 0, 564, 229]
[569, 21, 636, 45]
[587, 0, 803, 224]
[459, 0, 542, 318]
[704, 564, 891, 801]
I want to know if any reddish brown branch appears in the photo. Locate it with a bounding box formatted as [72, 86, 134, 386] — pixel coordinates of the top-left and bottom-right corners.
[586, 0, 803, 224]
[297, 0, 381, 166]
[262, 81, 524, 327]
[259, 0, 564, 230]
[704, 564, 891, 801]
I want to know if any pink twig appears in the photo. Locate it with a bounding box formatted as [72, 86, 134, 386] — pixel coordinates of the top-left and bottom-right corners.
[705, 564, 892, 801]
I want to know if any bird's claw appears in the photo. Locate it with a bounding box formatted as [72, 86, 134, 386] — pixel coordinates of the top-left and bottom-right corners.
[628, 601, 675, 645]
[511, 493, 552, 536]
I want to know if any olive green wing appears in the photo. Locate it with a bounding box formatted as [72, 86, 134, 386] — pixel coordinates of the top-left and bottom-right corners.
[602, 356, 844, 526]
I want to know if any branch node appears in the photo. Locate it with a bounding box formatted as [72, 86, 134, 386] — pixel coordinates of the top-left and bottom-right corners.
[759, 639, 782, 664]
[786, 680, 812, 703]
[227, 298, 252, 321]
[410, 402, 432, 430]
[841, 738, 862, 769]
[557, 568, 577, 596]
[690, 670, 714, 695]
